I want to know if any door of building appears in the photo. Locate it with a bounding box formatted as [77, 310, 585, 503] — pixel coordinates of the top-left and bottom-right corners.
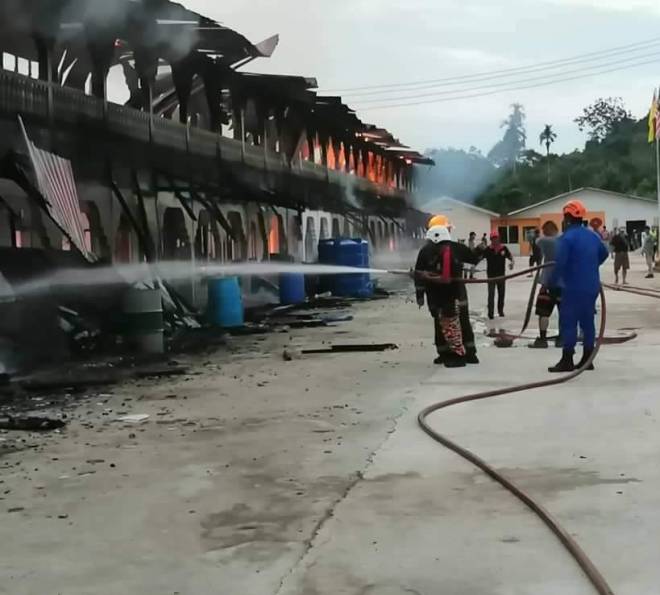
[626, 219, 646, 250]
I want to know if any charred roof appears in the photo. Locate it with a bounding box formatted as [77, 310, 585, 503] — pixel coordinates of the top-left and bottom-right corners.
[0, 0, 277, 66]
[0, 0, 432, 167]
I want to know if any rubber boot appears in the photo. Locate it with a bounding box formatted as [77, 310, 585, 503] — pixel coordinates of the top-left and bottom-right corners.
[529, 337, 548, 349]
[433, 355, 445, 365]
[465, 350, 480, 364]
[548, 349, 575, 373]
[444, 353, 467, 368]
[576, 348, 595, 371]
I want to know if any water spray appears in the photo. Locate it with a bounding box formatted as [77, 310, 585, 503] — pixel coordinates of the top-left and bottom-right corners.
[0, 261, 396, 302]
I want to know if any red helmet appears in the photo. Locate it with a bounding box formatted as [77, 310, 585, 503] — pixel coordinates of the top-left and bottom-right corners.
[563, 199, 586, 219]
[490, 230, 500, 239]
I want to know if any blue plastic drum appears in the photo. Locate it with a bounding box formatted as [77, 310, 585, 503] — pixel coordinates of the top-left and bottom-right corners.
[318, 238, 372, 297]
[207, 277, 244, 328]
[279, 273, 306, 305]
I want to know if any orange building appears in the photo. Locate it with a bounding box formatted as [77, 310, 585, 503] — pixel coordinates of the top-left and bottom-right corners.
[491, 188, 659, 256]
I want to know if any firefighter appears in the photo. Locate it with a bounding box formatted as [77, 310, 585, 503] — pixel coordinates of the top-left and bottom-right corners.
[427, 215, 479, 362]
[415, 223, 480, 367]
[548, 199, 608, 373]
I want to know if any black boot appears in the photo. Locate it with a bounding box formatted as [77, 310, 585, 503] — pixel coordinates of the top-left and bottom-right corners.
[576, 348, 595, 370]
[548, 349, 575, 373]
[433, 355, 445, 365]
[444, 353, 467, 368]
[465, 350, 480, 364]
[529, 337, 549, 349]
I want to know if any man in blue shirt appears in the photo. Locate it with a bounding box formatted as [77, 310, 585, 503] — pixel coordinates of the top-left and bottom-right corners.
[548, 199, 608, 373]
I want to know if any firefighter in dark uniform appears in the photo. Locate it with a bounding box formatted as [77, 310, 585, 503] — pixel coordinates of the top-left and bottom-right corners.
[415, 223, 480, 368]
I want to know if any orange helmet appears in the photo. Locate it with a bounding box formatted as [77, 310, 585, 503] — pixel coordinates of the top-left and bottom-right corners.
[563, 199, 586, 219]
[427, 214, 450, 229]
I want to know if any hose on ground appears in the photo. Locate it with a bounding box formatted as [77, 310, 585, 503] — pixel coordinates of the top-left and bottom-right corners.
[602, 282, 660, 299]
[416, 265, 642, 595]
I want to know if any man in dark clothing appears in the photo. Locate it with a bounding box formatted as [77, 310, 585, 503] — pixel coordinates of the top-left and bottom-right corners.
[610, 229, 630, 285]
[481, 231, 514, 320]
[415, 224, 480, 367]
[528, 229, 541, 277]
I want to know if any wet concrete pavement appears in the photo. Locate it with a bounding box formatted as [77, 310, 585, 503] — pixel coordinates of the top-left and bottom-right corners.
[2, 256, 660, 595]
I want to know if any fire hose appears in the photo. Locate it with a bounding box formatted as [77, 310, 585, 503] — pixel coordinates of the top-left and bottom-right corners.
[412, 264, 646, 595]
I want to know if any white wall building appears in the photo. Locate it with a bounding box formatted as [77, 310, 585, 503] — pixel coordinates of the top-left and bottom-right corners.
[509, 187, 660, 232]
[496, 187, 660, 256]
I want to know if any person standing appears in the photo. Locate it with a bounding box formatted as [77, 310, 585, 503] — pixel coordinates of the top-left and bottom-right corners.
[481, 231, 514, 320]
[610, 229, 630, 285]
[530, 221, 560, 349]
[600, 226, 610, 249]
[548, 199, 608, 373]
[465, 231, 477, 279]
[527, 229, 541, 277]
[415, 224, 480, 367]
[642, 226, 655, 279]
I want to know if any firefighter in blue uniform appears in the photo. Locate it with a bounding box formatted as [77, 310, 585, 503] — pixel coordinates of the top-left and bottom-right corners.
[548, 199, 609, 373]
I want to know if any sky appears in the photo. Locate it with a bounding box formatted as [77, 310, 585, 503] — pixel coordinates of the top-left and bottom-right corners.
[110, 0, 660, 156]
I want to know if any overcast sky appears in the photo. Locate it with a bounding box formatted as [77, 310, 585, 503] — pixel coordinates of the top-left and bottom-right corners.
[124, 0, 660, 156]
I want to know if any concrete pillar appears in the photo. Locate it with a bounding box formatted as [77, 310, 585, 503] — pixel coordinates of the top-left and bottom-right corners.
[86, 35, 116, 101]
[171, 55, 196, 125]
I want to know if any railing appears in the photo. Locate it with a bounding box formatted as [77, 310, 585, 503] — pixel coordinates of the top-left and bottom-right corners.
[0, 69, 406, 200]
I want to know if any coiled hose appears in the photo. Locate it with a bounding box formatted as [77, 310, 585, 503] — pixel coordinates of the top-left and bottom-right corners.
[415, 265, 643, 595]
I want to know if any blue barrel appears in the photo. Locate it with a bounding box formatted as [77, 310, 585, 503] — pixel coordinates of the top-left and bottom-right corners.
[318, 238, 372, 297]
[279, 273, 306, 305]
[207, 277, 244, 328]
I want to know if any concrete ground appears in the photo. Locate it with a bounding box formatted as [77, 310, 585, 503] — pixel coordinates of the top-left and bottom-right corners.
[2, 254, 660, 595]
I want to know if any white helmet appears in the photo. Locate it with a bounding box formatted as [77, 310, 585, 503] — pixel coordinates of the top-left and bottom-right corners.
[426, 225, 451, 244]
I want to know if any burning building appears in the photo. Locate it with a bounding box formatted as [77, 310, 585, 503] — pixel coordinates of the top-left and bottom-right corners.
[0, 0, 433, 365]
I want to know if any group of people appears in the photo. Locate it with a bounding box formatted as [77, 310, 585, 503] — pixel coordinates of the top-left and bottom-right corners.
[415, 199, 608, 373]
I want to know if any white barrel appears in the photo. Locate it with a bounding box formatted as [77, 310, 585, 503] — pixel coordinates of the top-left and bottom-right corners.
[122, 288, 164, 354]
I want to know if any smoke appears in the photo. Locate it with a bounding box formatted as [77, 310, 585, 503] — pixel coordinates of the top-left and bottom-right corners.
[417, 147, 501, 206]
[55, 0, 201, 59]
[342, 175, 360, 209]
[63, 0, 133, 29]
[0, 0, 33, 34]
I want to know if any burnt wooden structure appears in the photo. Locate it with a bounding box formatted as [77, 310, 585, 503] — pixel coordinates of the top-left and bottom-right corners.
[0, 0, 433, 276]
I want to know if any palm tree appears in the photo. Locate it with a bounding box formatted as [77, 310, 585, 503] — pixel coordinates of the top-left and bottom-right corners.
[539, 124, 557, 183]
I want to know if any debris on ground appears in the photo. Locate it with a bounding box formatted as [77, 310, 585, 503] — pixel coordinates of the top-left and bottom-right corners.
[21, 376, 118, 392]
[302, 343, 398, 355]
[134, 366, 188, 379]
[0, 416, 66, 432]
[494, 336, 514, 348]
[117, 414, 150, 424]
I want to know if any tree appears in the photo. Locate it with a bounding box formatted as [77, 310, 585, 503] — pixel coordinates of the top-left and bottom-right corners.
[574, 97, 632, 142]
[475, 108, 654, 214]
[539, 124, 557, 183]
[488, 103, 526, 173]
